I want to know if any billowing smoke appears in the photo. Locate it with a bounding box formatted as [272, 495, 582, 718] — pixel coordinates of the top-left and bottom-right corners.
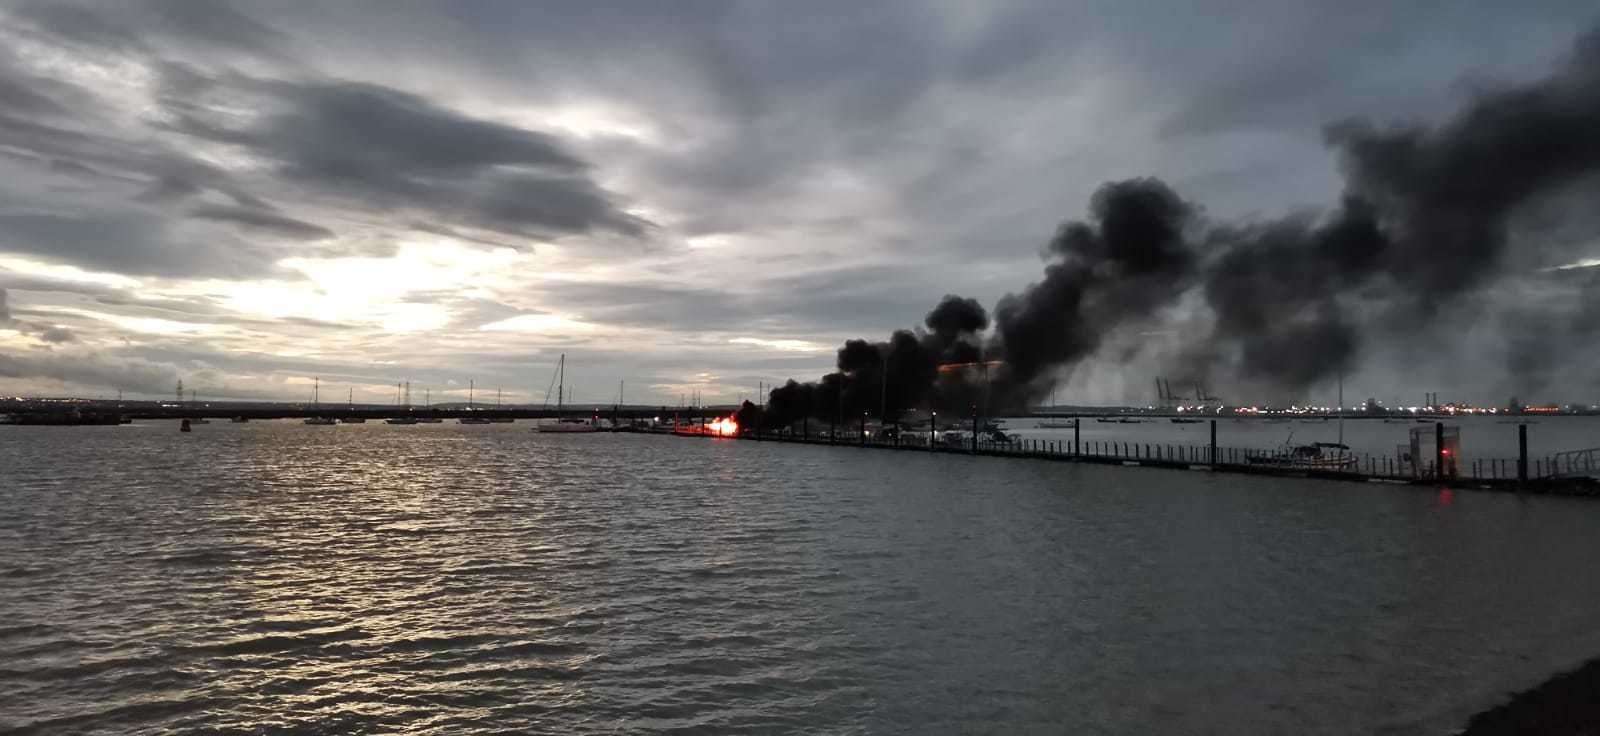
[991, 178, 1197, 396]
[1200, 27, 1600, 392]
[761, 27, 1600, 424]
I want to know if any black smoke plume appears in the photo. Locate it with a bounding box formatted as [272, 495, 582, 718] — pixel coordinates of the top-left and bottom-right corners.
[763, 27, 1600, 421]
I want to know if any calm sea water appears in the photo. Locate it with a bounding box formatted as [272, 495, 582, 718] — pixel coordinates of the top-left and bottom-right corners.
[5, 422, 1600, 734]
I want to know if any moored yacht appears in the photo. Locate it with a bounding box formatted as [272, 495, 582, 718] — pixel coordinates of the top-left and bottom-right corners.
[534, 354, 600, 433]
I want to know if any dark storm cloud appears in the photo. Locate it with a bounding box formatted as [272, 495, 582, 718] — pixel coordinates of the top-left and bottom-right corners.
[527, 265, 941, 335]
[2, 0, 1598, 404]
[0, 210, 276, 278]
[0, 349, 177, 394]
[188, 204, 334, 241]
[9, 0, 287, 57]
[1, 287, 78, 344]
[164, 74, 650, 240]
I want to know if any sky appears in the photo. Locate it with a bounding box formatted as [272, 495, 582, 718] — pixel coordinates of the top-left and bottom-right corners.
[0, 1, 1596, 408]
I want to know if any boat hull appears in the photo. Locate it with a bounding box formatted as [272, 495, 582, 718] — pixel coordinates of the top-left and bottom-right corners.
[535, 422, 600, 433]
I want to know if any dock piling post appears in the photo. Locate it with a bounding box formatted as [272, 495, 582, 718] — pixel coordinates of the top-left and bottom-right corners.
[1209, 420, 1217, 465]
[1435, 422, 1446, 481]
[970, 408, 977, 454]
[1518, 423, 1528, 485]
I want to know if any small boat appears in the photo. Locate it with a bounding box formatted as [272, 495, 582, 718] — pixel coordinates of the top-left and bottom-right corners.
[980, 428, 1016, 443]
[1170, 417, 1203, 424]
[939, 430, 972, 447]
[535, 355, 600, 433]
[1247, 442, 1357, 470]
[1037, 418, 1077, 428]
[305, 380, 336, 424]
[341, 390, 365, 422]
[230, 416, 250, 423]
[1118, 418, 1143, 424]
[537, 417, 601, 433]
[488, 388, 514, 422]
[415, 417, 443, 424]
[385, 417, 419, 425]
[189, 418, 211, 425]
[460, 382, 493, 424]
[1095, 417, 1121, 424]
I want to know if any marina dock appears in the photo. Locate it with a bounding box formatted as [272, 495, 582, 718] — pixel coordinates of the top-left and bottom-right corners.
[667, 420, 1600, 498]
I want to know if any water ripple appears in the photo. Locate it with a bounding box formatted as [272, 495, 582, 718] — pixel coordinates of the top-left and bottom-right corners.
[6, 423, 1600, 733]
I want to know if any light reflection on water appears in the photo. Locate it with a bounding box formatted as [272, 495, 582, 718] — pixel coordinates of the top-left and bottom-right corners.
[4, 422, 1600, 733]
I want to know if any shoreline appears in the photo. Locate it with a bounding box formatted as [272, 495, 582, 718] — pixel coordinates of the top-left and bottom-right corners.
[1457, 656, 1600, 734]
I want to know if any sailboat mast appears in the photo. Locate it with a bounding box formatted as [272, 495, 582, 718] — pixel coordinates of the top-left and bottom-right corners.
[469, 380, 475, 409]
[557, 354, 565, 412]
[314, 376, 319, 405]
[1337, 372, 1345, 445]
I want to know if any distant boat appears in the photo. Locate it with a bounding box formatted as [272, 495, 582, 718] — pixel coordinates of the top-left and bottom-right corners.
[1247, 442, 1357, 470]
[1170, 417, 1203, 424]
[489, 388, 514, 422]
[415, 417, 443, 424]
[540, 417, 602, 433]
[342, 389, 364, 422]
[460, 381, 493, 424]
[385, 417, 419, 425]
[304, 378, 336, 424]
[230, 416, 250, 423]
[189, 418, 211, 425]
[1036, 390, 1074, 428]
[536, 354, 600, 433]
[1118, 418, 1142, 424]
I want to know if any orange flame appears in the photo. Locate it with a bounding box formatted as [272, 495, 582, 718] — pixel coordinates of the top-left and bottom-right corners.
[708, 416, 739, 437]
[937, 360, 1005, 373]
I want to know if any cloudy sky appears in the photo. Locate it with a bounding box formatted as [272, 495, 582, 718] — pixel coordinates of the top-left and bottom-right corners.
[0, 1, 1595, 407]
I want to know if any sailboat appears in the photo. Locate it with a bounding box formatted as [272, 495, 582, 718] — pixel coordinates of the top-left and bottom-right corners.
[386, 381, 419, 424]
[460, 380, 492, 424]
[1037, 387, 1076, 428]
[535, 354, 599, 433]
[489, 388, 515, 422]
[342, 387, 366, 423]
[305, 378, 337, 425]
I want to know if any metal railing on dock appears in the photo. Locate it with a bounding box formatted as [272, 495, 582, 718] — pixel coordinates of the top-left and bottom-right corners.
[666, 422, 1600, 497]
